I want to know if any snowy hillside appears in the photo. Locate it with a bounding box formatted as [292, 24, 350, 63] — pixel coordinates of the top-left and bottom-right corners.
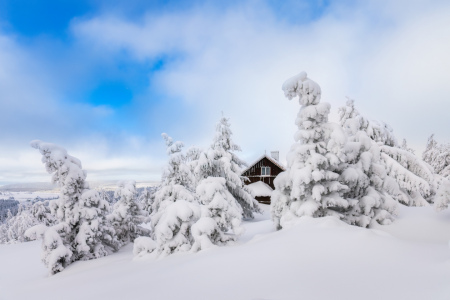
[1, 204, 450, 300]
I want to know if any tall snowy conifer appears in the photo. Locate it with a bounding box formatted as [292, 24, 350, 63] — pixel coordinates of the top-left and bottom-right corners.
[25, 141, 119, 274]
[271, 72, 349, 230]
[338, 100, 398, 227]
[195, 117, 261, 219]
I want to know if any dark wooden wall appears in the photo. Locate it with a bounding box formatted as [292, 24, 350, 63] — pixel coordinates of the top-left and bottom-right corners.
[242, 157, 284, 189]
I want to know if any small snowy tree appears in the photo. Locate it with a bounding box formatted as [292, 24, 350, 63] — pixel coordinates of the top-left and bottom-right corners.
[191, 177, 243, 251]
[271, 71, 350, 230]
[434, 177, 450, 211]
[26, 140, 119, 274]
[423, 135, 450, 178]
[6, 204, 39, 243]
[30, 201, 56, 227]
[139, 134, 200, 256]
[151, 134, 196, 215]
[195, 116, 261, 219]
[108, 180, 149, 246]
[139, 186, 156, 216]
[153, 200, 200, 256]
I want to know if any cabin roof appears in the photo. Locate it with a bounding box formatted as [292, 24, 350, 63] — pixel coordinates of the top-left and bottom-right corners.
[241, 154, 286, 175]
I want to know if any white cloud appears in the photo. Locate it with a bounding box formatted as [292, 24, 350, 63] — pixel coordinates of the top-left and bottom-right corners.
[72, 0, 450, 163]
[3, 0, 450, 184]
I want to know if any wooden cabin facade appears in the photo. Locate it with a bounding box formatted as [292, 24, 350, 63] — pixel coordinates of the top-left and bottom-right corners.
[242, 154, 285, 204]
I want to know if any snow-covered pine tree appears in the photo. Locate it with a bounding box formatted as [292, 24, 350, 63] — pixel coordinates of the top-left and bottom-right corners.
[108, 180, 149, 246]
[30, 201, 56, 227]
[25, 140, 119, 274]
[191, 177, 243, 251]
[423, 135, 450, 178]
[0, 210, 13, 243]
[434, 176, 450, 211]
[195, 116, 261, 219]
[338, 100, 398, 227]
[271, 71, 350, 230]
[6, 204, 39, 243]
[142, 134, 200, 256]
[339, 100, 434, 206]
[139, 186, 156, 216]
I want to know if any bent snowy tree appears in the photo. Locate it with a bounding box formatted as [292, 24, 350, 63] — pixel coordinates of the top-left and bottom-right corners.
[271, 72, 350, 230]
[25, 140, 119, 275]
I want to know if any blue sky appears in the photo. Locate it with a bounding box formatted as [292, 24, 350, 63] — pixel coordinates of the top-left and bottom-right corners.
[0, 0, 449, 184]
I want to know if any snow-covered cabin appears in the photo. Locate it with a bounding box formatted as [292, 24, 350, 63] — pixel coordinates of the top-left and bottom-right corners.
[242, 152, 285, 204]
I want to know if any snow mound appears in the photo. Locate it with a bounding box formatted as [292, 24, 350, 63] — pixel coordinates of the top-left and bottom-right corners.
[246, 181, 273, 197]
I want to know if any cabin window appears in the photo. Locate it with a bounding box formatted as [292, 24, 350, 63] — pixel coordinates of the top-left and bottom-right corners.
[261, 167, 271, 176]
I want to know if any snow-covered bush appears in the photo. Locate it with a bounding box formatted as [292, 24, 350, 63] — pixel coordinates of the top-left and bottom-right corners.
[25, 140, 119, 274]
[195, 116, 261, 219]
[338, 100, 398, 227]
[154, 200, 200, 256]
[108, 180, 149, 246]
[191, 177, 243, 251]
[26, 224, 72, 274]
[271, 71, 350, 230]
[133, 236, 156, 257]
[139, 186, 156, 215]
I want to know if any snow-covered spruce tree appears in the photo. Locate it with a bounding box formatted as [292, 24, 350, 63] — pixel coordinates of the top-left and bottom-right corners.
[108, 180, 149, 246]
[191, 177, 244, 251]
[138, 134, 200, 256]
[423, 135, 450, 178]
[434, 176, 450, 211]
[139, 186, 156, 216]
[0, 210, 13, 243]
[271, 72, 350, 230]
[6, 204, 39, 243]
[339, 100, 435, 206]
[195, 116, 261, 219]
[30, 201, 56, 227]
[338, 100, 398, 227]
[25, 141, 119, 274]
[151, 134, 196, 214]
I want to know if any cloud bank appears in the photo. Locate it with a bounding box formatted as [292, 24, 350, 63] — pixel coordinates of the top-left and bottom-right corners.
[1, 0, 450, 183]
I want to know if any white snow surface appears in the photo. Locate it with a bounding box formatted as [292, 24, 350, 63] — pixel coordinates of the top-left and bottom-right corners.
[246, 181, 273, 197]
[1, 204, 450, 300]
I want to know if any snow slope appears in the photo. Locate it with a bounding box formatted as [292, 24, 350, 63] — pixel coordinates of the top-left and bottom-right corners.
[1, 205, 450, 300]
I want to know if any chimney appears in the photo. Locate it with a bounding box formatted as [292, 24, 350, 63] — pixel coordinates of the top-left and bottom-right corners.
[270, 151, 279, 161]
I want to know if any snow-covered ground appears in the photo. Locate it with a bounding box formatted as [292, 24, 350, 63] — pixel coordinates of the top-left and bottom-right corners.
[1, 204, 450, 300]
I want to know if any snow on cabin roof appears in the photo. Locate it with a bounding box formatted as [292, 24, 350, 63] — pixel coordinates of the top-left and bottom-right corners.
[241, 154, 286, 175]
[247, 181, 273, 197]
